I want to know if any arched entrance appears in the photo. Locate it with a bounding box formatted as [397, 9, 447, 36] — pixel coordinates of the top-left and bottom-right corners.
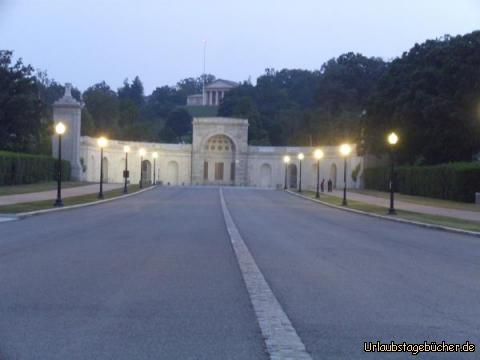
[202, 134, 236, 185]
[288, 163, 297, 188]
[260, 163, 272, 188]
[330, 163, 337, 189]
[142, 160, 152, 185]
[167, 161, 179, 185]
[102, 157, 109, 183]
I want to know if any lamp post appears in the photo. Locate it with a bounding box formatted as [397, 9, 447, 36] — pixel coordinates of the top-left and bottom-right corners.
[152, 152, 158, 185]
[339, 143, 352, 206]
[123, 145, 130, 194]
[298, 153, 304, 192]
[139, 148, 146, 188]
[97, 136, 108, 199]
[387, 132, 399, 215]
[283, 155, 290, 190]
[53, 122, 66, 207]
[314, 149, 324, 199]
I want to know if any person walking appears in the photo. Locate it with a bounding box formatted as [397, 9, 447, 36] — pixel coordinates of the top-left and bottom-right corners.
[321, 178, 325, 192]
[327, 179, 333, 192]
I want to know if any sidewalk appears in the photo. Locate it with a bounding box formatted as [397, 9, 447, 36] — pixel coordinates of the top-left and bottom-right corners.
[0, 184, 123, 206]
[329, 190, 480, 222]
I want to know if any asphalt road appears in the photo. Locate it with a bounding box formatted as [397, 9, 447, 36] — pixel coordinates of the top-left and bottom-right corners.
[223, 188, 480, 359]
[0, 187, 479, 359]
[0, 188, 267, 360]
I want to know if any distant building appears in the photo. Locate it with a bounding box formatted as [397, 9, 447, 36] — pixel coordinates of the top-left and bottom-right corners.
[186, 79, 238, 106]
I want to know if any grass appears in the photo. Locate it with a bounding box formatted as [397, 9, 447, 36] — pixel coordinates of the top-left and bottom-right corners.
[298, 190, 480, 233]
[182, 105, 219, 117]
[0, 184, 144, 214]
[349, 188, 480, 212]
[0, 181, 88, 196]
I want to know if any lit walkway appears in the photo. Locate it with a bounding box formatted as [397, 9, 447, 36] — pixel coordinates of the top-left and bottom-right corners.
[329, 189, 480, 222]
[0, 183, 122, 206]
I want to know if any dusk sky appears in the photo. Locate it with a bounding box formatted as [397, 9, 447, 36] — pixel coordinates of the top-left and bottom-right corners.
[1, 0, 479, 93]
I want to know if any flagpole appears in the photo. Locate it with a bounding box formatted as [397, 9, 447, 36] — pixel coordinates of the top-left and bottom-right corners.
[202, 39, 207, 105]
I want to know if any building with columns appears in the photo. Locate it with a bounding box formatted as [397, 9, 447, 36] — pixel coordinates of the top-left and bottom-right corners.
[186, 79, 238, 106]
[54, 84, 363, 189]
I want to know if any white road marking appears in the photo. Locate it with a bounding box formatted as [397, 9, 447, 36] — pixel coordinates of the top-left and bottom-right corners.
[219, 188, 313, 360]
[0, 216, 18, 223]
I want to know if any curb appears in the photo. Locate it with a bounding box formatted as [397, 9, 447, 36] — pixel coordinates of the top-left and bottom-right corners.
[285, 190, 480, 238]
[12, 185, 157, 220]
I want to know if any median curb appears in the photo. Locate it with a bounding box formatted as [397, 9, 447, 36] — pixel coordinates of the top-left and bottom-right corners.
[8, 185, 157, 220]
[285, 190, 480, 238]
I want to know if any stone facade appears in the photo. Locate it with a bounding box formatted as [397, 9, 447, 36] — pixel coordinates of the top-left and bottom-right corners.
[53, 85, 363, 189]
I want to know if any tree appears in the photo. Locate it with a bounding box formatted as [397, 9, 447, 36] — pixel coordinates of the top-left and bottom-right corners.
[118, 76, 145, 107]
[177, 74, 215, 96]
[83, 82, 120, 138]
[365, 32, 480, 164]
[145, 86, 185, 119]
[0, 51, 44, 153]
[159, 108, 192, 143]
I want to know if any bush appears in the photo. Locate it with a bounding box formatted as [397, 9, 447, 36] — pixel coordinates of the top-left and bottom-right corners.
[0, 151, 71, 186]
[364, 162, 480, 203]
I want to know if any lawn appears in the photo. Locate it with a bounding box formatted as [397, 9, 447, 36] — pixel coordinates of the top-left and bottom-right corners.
[349, 188, 480, 212]
[297, 190, 480, 233]
[0, 181, 88, 196]
[0, 184, 144, 214]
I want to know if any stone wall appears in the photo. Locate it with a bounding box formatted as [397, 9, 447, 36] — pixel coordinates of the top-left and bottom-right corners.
[79, 137, 192, 185]
[247, 146, 363, 190]
[52, 85, 363, 189]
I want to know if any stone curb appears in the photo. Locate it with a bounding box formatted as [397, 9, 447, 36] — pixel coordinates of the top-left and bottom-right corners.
[10, 185, 157, 220]
[285, 190, 480, 238]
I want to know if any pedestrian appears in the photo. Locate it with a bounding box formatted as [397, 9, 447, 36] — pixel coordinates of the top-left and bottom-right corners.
[321, 178, 325, 192]
[328, 179, 332, 192]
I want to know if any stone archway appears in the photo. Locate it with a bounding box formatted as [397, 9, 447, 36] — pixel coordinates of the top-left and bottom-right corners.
[142, 160, 152, 185]
[202, 134, 236, 185]
[330, 163, 337, 189]
[167, 161, 179, 185]
[288, 163, 297, 188]
[260, 163, 272, 188]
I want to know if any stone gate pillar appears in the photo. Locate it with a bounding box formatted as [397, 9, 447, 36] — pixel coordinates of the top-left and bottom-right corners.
[52, 83, 83, 180]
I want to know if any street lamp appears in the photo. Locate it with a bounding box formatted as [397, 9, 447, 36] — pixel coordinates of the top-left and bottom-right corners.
[387, 132, 399, 215]
[314, 149, 324, 199]
[298, 153, 304, 192]
[139, 148, 146, 188]
[152, 152, 158, 185]
[123, 145, 130, 194]
[283, 155, 290, 190]
[53, 122, 66, 207]
[339, 143, 352, 206]
[97, 136, 108, 199]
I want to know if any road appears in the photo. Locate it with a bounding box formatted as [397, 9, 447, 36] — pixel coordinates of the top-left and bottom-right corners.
[0, 187, 479, 359]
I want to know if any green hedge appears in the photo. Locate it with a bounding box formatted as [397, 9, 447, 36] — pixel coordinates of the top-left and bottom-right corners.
[0, 151, 71, 186]
[364, 162, 480, 203]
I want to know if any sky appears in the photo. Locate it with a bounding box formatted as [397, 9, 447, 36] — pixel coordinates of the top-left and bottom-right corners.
[0, 0, 479, 94]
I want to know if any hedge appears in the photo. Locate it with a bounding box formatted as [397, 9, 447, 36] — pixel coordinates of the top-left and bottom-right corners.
[364, 162, 480, 203]
[0, 151, 71, 186]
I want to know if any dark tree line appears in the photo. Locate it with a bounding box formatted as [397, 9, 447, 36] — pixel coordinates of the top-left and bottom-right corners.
[2, 30, 480, 166]
[220, 54, 387, 146]
[365, 32, 480, 165]
[220, 32, 480, 165]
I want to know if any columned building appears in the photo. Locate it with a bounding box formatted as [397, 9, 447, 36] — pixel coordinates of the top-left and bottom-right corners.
[54, 84, 363, 189]
[186, 79, 238, 106]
